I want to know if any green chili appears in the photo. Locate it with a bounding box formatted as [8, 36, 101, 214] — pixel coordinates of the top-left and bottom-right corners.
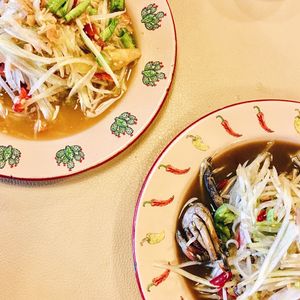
[65, 0, 90, 22]
[110, 0, 125, 12]
[100, 18, 119, 41]
[119, 28, 135, 48]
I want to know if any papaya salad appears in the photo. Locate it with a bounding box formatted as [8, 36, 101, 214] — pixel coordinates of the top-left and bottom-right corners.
[0, 0, 141, 137]
[163, 141, 300, 299]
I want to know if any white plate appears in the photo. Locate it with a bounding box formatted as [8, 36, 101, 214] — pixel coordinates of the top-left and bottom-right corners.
[133, 99, 300, 299]
[0, 0, 176, 180]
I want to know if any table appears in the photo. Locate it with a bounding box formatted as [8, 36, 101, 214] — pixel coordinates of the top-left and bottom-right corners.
[1, 0, 300, 299]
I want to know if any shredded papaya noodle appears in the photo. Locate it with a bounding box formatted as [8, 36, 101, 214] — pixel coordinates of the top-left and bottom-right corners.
[170, 150, 300, 300]
[0, 0, 141, 134]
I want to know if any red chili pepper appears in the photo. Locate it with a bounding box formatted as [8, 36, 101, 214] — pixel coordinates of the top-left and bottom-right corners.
[94, 72, 113, 82]
[19, 87, 31, 100]
[143, 195, 174, 207]
[217, 179, 229, 191]
[84, 23, 98, 39]
[253, 106, 274, 133]
[0, 63, 4, 77]
[218, 289, 223, 298]
[210, 271, 232, 287]
[96, 38, 106, 49]
[12, 103, 24, 113]
[147, 269, 170, 292]
[216, 115, 242, 137]
[257, 209, 267, 222]
[158, 164, 190, 175]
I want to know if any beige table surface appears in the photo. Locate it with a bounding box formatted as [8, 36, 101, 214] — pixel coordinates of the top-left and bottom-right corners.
[1, 0, 300, 299]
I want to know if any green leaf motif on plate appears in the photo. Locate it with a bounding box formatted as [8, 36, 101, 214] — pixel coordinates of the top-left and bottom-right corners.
[141, 3, 166, 31]
[0, 145, 21, 169]
[142, 61, 166, 87]
[55, 145, 85, 171]
[110, 112, 137, 137]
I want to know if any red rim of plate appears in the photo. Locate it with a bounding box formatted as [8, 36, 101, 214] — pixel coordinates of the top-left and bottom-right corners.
[132, 98, 300, 300]
[0, 0, 178, 182]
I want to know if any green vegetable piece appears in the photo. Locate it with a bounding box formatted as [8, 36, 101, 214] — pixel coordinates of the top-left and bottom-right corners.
[256, 221, 281, 233]
[57, 0, 73, 16]
[100, 18, 119, 41]
[87, 6, 97, 15]
[120, 28, 135, 49]
[266, 209, 274, 222]
[47, 0, 66, 13]
[214, 204, 237, 243]
[65, 0, 90, 22]
[56, 7, 64, 17]
[110, 0, 125, 12]
[215, 223, 231, 243]
[214, 204, 236, 224]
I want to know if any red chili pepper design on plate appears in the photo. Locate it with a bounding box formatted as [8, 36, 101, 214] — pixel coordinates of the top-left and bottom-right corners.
[147, 269, 170, 292]
[216, 115, 242, 137]
[210, 271, 232, 287]
[143, 195, 174, 207]
[253, 106, 274, 133]
[158, 164, 190, 174]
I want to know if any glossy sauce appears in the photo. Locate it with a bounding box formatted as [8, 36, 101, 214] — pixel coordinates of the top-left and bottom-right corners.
[177, 140, 300, 299]
[0, 93, 108, 140]
[0, 63, 136, 140]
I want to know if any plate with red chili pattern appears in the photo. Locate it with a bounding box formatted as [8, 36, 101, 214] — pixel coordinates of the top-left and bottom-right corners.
[0, 0, 176, 180]
[133, 99, 300, 300]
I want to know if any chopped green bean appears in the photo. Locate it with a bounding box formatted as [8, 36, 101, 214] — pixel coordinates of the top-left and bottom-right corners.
[65, 0, 90, 22]
[119, 28, 135, 48]
[87, 6, 97, 15]
[47, 0, 66, 13]
[56, 7, 65, 16]
[58, 0, 74, 16]
[100, 18, 119, 41]
[110, 0, 125, 12]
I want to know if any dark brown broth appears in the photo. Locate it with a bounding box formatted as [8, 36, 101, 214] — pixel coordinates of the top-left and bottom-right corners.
[177, 140, 300, 299]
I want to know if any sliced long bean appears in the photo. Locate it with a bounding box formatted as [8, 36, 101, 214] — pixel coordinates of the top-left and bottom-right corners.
[110, 0, 125, 12]
[87, 6, 97, 15]
[65, 0, 90, 22]
[120, 28, 135, 48]
[100, 18, 119, 41]
[47, 0, 66, 13]
[58, 0, 74, 16]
